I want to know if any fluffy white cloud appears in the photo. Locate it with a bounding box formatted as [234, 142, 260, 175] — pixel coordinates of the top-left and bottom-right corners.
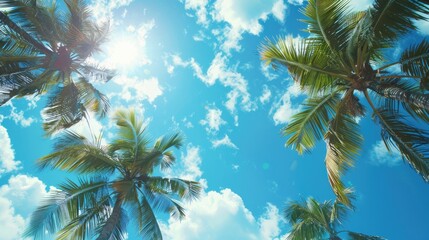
[166, 53, 255, 121]
[200, 106, 226, 134]
[415, 13, 429, 35]
[182, 0, 210, 26]
[113, 76, 163, 103]
[270, 83, 303, 125]
[348, 0, 373, 11]
[370, 140, 402, 166]
[259, 85, 272, 105]
[1, 102, 35, 127]
[0, 125, 21, 174]
[287, 0, 305, 5]
[90, 0, 133, 23]
[0, 197, 26, 240]
[212, 134, 238, 149]
[261, 63, 279, 81]
[212, 0, 286, 52]
[180, 145, 203, 181]
[161, 189, 284, 240]
[0, 175, 54, 240]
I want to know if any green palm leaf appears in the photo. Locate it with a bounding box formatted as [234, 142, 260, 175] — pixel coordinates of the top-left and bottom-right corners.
[371, 0, 429, 43]
[324, 101, 362, 206]
[24, 177, 109, 239]
[285, 92, 341, 154]
[260, 37, 350, 95]
[374, 109, 429, 181]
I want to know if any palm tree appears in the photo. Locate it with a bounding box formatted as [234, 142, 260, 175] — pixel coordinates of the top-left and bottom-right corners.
[261, 0, 429, 206]
[285, 197, 384, 240]
[0, 0, 113, 135]
[24, 109, 202, 239]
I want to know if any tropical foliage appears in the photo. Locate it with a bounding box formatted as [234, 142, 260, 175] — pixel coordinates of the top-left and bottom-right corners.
[24, 109, 202, 240]
[261, 0, 429, 205]
[285, 197, 384, 240]
[0, 0, 113, 135]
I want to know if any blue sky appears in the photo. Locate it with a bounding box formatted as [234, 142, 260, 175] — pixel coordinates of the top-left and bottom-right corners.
[1, 0, 429, 239]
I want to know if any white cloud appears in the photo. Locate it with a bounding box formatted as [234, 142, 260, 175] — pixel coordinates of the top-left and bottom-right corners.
[179, 145, 203, 181]
[348, 0, 373, 11]
[261, 63, 278, 81]
[182, 0, 210, 26]
[415, 13, 429, 35]
[161, 189, 284, 240]
[212, 134, 238, 149]
[200, 106, 226, 134]
[113, 76, 163, 103]
[0, 197, 26, 240]
[90, 0, 133, 23]
[287, 0, 305, 5]
[0, 175, 54, 240]
[0, 125, 21, 175]
[270, 83, 303, 125]
[212, 0, 286, 52]
[166, 53, 256, 122]
[66, 112, 105, 143]
[259, 85, 272, 105]
[1, 102, 35, 127]
[370, 140, 402, 166]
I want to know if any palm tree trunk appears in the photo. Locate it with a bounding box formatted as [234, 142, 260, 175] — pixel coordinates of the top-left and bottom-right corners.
[96, 198, 123, 240]
[369, 82, 429, 111]
[0, 12, 51, 55]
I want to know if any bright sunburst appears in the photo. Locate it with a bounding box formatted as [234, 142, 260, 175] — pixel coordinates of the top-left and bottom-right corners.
[106, 36, 141, 70]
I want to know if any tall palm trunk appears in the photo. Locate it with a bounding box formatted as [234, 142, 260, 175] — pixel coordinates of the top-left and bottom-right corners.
[369, 82, 429, 111]
[0, 11, 51, 55]
[96, 198, 123, 240]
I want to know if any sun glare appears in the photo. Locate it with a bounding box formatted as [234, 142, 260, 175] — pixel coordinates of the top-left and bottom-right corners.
[107, 37, 140, 70]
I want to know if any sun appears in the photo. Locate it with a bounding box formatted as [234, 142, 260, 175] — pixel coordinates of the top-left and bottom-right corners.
[106, 36, 141, 70]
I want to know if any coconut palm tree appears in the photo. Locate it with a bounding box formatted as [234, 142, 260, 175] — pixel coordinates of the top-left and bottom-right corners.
[285, 197, 384, 240]
[261, 0, 429, 206]
[24, 109, 202, 240]
[0, 0, 113, 135]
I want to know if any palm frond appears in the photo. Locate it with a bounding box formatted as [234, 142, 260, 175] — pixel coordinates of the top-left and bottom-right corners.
[371, 0, 429, 43]
[140, 186, 186, 221]
[324, 107, 362, 207]
[134, 191, 163, 240]
[110, 109, 148, 161]
[24, 177, 109, 239]
[75, 77, 110, 118]
[285, 198, 330, 240]
[42, 82, 86, 135]
[145, 177, 201, 201]
[369, 79, 429, 111]
[95, 199, 128, 240]
[56, 195, 111, 240]
[347, 231, 386, 240]
[260, 37, 350, 95]
[398, 39, 429, 90]
[370, 78, 429, 123]
[373, 109, 429, 181]
[79, 63, 115, 83]
[0, 62, 35, 104]
[38, 131, 118, 174]
[285, 92, 341, 154]
[302, 0, 351, 68]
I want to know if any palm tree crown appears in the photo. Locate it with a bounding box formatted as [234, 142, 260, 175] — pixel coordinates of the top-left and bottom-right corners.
[0, 0, 113, 135]
[285, 197, 384, 240]
[261, 0, 429, 205]
[24, 109, 202, 240]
